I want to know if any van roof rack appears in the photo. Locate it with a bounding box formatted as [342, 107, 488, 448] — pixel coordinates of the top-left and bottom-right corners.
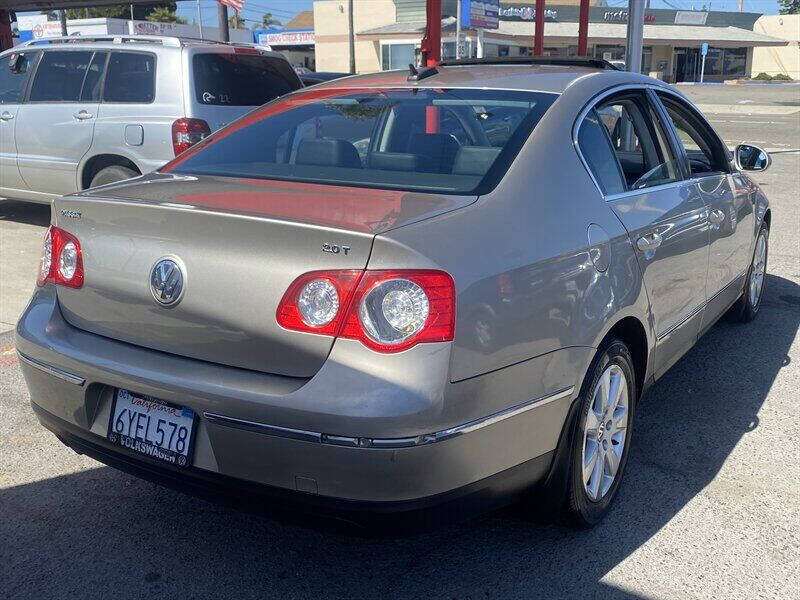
[437, 56, 622, 70]
[18, 35, 269, 50]
[20, 34, 183, 47]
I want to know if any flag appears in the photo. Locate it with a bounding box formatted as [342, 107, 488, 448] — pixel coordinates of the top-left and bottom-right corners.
[220, 0, 244, 12]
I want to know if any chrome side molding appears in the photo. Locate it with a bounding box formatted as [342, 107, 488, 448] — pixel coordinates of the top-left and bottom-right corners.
[17, 352, 86, 386]
[204, 385, 575, 449]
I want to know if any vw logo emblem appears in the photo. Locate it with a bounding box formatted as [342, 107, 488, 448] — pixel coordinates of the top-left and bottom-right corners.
[150, 258, 185, 306]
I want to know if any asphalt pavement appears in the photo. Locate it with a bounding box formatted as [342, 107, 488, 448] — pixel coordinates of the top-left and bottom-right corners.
[1, 90, 798, 600]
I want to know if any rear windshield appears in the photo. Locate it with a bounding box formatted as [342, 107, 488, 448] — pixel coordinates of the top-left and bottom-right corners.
[192, 53, 302, 107]
[168, 87, 557, 194]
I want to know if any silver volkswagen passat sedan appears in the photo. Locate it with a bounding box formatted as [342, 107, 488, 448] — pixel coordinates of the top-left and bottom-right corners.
[16, 58, 772, 528]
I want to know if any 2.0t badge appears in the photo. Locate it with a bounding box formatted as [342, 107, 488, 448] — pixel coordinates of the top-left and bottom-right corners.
[149, 258, 185, 307]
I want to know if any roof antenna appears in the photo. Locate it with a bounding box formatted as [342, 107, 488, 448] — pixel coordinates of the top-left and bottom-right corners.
[408, 63, 439, 82]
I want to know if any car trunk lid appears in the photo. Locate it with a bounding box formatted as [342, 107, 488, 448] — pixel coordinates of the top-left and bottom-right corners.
[54, 173, 475, 377]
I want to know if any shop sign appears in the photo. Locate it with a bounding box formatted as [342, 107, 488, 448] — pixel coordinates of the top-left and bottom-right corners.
[31, 21, 67, 38]
[461, 1, 500, 30]
[133, 21, 179, 35]
[603, 11, 656, 23]
[498, 5, 558, 21]
[674, 11, 708, 25]
[257, 30, 315, 46]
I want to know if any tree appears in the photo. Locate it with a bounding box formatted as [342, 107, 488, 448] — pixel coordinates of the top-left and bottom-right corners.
[778, 0, 800, 14]
[252, 12, 281, 29]
[58, 3, 182, 22]
[147, 6, 187, 24]
[228, 14, 246, 30]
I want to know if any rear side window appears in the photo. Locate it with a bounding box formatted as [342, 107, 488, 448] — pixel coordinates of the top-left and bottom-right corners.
[0, 52, 34, 104]
[578, 110, 625, 195]
[80, 52, 107, 101]
[103, 52, 155, 103]
[594, 94, 681, 191]
[192, 53, 302, 107]
[29, 51, 93, 102]
[166, 88, 557, 195]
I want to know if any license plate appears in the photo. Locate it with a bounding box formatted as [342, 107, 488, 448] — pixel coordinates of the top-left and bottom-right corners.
[107, 389, 196, 467]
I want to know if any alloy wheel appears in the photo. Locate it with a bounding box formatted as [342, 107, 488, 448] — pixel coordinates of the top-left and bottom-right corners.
[749, 232, 767, 307]
[582, 364, 629, 501]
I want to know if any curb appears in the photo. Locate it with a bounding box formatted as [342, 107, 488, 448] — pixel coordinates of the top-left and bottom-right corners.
[695, 104, 800, 116]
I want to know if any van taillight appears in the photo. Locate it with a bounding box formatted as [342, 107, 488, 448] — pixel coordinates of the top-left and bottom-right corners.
[37, 226, 84, 289]
[172, 118, 211, 156]
[277, 270, 455, 353]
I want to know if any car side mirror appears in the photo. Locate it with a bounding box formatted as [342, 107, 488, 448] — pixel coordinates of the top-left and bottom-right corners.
[734, 144, 771, 172]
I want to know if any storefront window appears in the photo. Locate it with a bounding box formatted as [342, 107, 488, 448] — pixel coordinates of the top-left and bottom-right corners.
[381, 43, 417, 71]
[703, 47, 724, 77]
[723, 47, 747, 78]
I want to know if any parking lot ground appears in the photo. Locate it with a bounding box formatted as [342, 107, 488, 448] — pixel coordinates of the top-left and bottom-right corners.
[1, 97, 799, 599]
[0, 201, 49, 334]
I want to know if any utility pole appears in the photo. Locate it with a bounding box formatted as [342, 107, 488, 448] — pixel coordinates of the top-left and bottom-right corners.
[59, 9, 67, 36]
[738, 0, 743, 11]
[625, 0, 644, 73]
[130, 4, 134, 21]
[348, 0, 356, 74]
[217, 3, 229, 42]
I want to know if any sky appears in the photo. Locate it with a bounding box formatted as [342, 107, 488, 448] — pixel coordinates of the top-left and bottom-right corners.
[175, 0, 784, 29]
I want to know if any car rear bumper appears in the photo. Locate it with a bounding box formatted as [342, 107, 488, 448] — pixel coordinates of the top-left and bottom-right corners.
[16, 288, 575, 512]
[32, 403, 553, 527]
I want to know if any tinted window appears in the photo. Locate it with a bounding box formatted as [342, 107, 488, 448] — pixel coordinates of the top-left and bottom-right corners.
[0, 52, 34, 104]
[578, 110, 625, 195]
[29, 51, 93, 102]
[167, 88, 557, 195]
[596, 94, 681, 191]
[657, 94, 729, 176]
[80, 52, 107, 101]
[192, 53, 301, 107]
[103, 52, 155, 103]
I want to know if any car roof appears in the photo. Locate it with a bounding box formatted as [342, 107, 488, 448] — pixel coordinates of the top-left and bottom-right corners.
[3, 35, 288, 61]
[312, 63, 666, 96]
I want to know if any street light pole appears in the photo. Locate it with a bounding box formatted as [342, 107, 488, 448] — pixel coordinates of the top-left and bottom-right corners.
[59, 9, 67, 36]
[456, 0, 462, 59]
[197, 0, 204, 39]
[624, 0, 644, 73]
[348, 0, 356, 74]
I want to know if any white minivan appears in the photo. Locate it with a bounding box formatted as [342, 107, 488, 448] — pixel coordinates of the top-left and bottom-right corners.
[0, 35, 302, 203]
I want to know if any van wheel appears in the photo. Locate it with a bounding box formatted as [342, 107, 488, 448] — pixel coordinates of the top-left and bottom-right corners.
[563, 338, 636, 528]
[89, 165, 138, 188]
[729, 222, 769, 323]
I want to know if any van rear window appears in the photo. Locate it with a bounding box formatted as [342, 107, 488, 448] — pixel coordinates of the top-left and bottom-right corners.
[192, 53, 302, 107]
[166, 87, 557, 195]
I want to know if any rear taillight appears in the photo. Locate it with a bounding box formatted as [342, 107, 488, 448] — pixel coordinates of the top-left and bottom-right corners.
[37, 226, 84, 289]
[277, 269, 455, 353]
[171, 118, 211, 156]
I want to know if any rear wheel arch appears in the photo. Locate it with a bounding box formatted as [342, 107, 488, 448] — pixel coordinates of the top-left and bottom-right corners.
[598, 316, 649, 403]
[81, 154, 141, 190]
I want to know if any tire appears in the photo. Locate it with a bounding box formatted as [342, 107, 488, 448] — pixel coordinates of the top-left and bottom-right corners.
[729, 222, 769, 323]
[563, 338, 636, 528]
[89, 165, 138, 188]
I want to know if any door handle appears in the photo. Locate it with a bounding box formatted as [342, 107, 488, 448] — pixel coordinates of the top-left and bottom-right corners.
[708, 209, 726, 224]
[0, 111, 13, 121]
[637, 232, 663, 252]
[73, 110, 93, 121]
